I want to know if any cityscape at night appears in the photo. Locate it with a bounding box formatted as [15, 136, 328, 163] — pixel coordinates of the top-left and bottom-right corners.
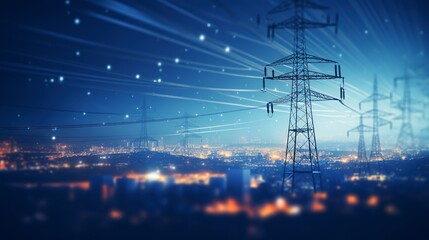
[1, 0, 429, 239]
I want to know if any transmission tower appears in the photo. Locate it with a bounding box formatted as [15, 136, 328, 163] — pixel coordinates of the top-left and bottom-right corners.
[347, 114, 373, 176]
[135, 96, 158, 150]
[177, 113, 201, 155]
[359, 76, 392, 172]
[392, 67, 427, 152]
[262, 0, 344, 193]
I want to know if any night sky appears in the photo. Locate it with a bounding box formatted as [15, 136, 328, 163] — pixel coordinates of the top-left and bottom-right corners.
[1, 0, 428, 148]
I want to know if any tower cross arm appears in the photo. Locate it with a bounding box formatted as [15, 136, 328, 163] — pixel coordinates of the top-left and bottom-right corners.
[362, 109, 394, 118]
[378, 118, 393, 128]
[267, 54, 337, 67]
[309, 90, 339, 101]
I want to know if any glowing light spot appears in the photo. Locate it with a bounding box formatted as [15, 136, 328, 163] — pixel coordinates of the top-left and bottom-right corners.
[199, 34, 205, 41]
[346, 194, 359, 205]
[75, 51, 80, 56]
[157, 62, 162, 67]
[135, 74, 140, 79]
[59, 76, 64, 82]
[87, 91, 91, 96]
[174, 58, 180, 63]
[109, 209, 123, 220]
[147, 171, 160, 181]
[74, 18, 80, 25]
[106, 65, 111, 70]
[366, 195, 379, 207]
[125, 114, 129, 119]
[225, 46, 230, 53]
[364, 29, 368, 34]
[52, 136, 56, 140]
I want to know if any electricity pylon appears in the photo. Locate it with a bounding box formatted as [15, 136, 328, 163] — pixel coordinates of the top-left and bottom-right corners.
[359, 76, 392, 172]
[392, 67, 427, 152]
[347, 114, 373, 176]
[135, 96, 158, 150]
[262, 0, 344, 193]
[177, 113, 201, 155]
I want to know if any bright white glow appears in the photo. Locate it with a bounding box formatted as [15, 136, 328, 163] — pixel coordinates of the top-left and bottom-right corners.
[106, 65, 111, 70]
[59, 76, 64, 82]
[125, 114, 129, 119]
[157, 62, 162, 67]
[74, 18, 80, 25]
[52, 136, 56, 140]
[147, 172, 160, 181]
[174, 58, 180, 63]
[135, 74, 140, 79]
[224, 46, 230, 53]
[199, 34, 205, 41]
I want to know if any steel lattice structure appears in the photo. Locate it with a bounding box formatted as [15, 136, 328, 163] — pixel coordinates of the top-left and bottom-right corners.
[177, 113, 201, 155]
[263, 0, 344, 193]
[135, 96, 158, 150]
[347, 114, 373, 176]
[392, 67, 427, 152]
[359, 76, 392, 172]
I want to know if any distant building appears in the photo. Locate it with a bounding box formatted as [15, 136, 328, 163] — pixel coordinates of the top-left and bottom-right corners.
[226, 169, 251, 203]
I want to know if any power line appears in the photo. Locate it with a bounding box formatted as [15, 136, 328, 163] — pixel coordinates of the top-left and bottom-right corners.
[0, 105, 264, 131]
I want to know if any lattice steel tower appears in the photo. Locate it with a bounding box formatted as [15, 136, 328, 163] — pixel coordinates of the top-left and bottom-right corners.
[347, 114, 373, 175]
[359, 76, 392, 172]
[263, 0, 344, 193]
[177, 113, 201, 155]
[136, 96, 158, 150]
[392, 67, 427, 151]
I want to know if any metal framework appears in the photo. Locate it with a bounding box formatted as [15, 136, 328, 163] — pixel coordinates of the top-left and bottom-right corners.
[347, 114, 373, 175]
[359, 76, 392, 172]
[392, 68, 427, 152]
[263, 0, 344, 193]
[135, 96, 158, 150]
[177, 113, 201, 155]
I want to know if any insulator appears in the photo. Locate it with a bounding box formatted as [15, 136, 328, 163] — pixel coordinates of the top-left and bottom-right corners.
[338, 65, 342, 78]
[343, 88, 346, 100]
[335, 65, 337, 77]
[264, 67, 267, 77]
[340, 87, 342, 99]
[267, 102, 274, 118]
[272, 70, 275, 78]
[263, 77, 266, 90]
